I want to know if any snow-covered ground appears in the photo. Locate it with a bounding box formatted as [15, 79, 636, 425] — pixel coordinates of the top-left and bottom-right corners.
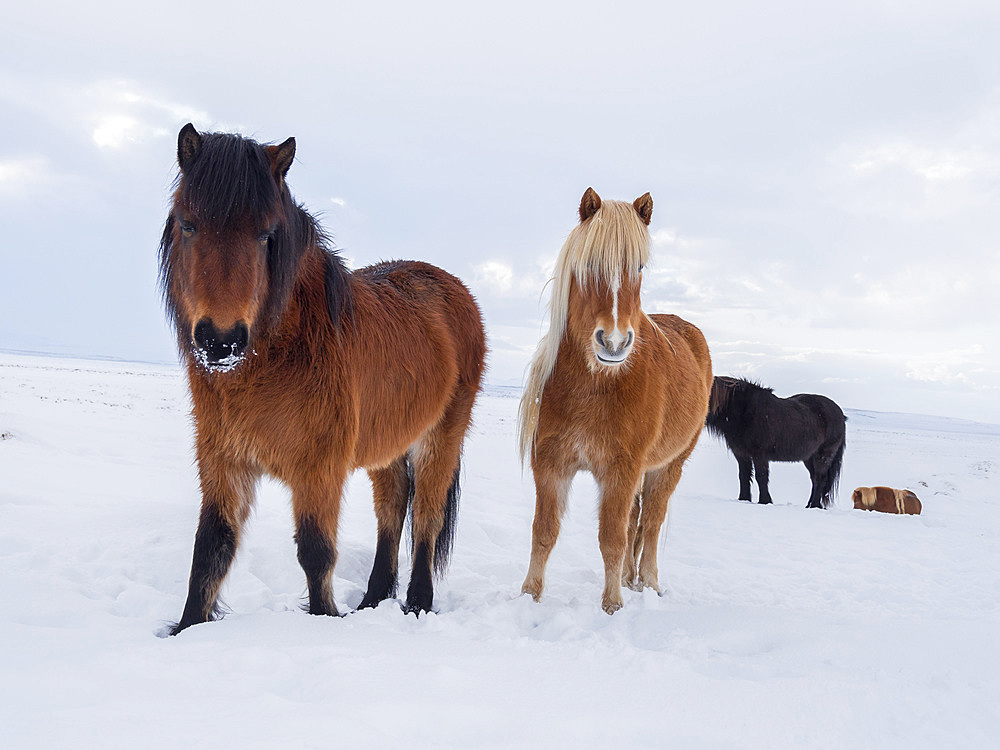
[2, 352, 998, 748]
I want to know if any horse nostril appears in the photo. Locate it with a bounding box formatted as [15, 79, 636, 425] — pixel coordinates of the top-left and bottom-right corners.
[231, 323, 249, 356]
[595, 329, 606, 348]
[192, 318, 249, 365]
[193, 319, 216, 353]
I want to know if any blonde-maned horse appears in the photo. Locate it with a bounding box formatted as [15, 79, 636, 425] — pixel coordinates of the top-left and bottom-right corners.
[518, 188, 713, 613]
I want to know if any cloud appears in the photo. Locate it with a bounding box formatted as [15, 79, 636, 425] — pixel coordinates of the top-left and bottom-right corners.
[903, 345, 998, 389]
[92, 114, 144, 149]
[827, 95, 1000, 223]
[1, 74, 212, 154]
[85, 80, 210, 150]
[471, 258, 553, 299]
[0, 157, 53, 194]
[848, 143, 978, 182]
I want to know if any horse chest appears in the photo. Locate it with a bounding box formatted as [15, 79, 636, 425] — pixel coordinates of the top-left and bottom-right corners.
[195, 369, 352, 474]
[542, 393, 657, 470]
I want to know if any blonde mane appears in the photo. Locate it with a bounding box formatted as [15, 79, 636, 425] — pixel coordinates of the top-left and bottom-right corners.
[517, 199, 651, 463]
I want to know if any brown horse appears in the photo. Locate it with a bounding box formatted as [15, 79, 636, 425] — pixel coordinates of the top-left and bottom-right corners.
[517, 188, 712, 614]
[160, 124, 486, 634]
[853, 486, 922, 515]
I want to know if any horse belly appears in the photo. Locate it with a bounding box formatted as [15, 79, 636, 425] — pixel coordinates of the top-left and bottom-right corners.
[350, 307, 466, 469]
[644, 410, 704, 470]
[753, 417, 822, 462]
[354, 367, 454, 470]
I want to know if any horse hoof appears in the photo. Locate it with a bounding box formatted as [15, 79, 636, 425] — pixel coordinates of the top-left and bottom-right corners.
[602, 600, 623, 615]
[636, 575, 660, 593]
[358, 592, 388, 610]
[402, 602, 433, 617]
[403, 591, 434, 616]
[521, 579, 543, 602]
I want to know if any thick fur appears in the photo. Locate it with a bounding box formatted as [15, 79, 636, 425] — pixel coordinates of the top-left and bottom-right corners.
[853, 486, 922, 515]
[518, 189, 712, 614]
[161, 126, 486, 632]
[707, 376, 846, 509]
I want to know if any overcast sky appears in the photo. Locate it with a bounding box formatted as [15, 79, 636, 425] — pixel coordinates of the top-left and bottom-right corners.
[3, 1, 999, 422]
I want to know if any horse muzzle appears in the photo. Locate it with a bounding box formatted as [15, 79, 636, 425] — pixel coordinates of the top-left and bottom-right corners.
[593, 328, 634, 366]
[192, 318, 250, 372]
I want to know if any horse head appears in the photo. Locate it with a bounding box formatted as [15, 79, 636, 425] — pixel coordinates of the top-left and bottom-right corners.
[564, 188, 652, 371]
[160, 123, 298, 372]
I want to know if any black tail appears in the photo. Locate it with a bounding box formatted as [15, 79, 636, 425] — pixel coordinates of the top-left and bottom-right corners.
[433, 466, 461, 576]
[819, 435, 846, 509]
[405, 459, 461, 578]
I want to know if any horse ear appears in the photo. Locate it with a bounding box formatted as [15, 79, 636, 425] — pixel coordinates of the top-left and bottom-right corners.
[177, 123, 202, 173]
[579, 187, 601, 222]
[633, 193, 653, 225]
[266, 137, 296, 182]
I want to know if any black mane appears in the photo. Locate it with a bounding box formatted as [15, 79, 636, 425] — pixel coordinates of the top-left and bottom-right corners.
[177, 132, 280, 227]
[158, 131, 352, 338]
[706, 377, 771, 439]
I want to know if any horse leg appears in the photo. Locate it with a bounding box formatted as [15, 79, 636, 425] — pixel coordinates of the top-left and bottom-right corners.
[803, 457, 820, 508]
[172, 457, 256, 635]
[635, 437, 698, 592]
[754, 458, 772, 504]
[623, 490, 642, 590]
[359, 457, 410, 609]
[405, 387, 476, 614]
[737, 455, 753, 502]
[291, 468, 347, 617]
[522, 442, 574, 602]
[595, 465, 643, 614]
[805, 448, 837, 508]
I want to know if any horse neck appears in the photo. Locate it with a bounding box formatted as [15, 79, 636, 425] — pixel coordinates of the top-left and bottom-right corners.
[264, 243, 344, 347]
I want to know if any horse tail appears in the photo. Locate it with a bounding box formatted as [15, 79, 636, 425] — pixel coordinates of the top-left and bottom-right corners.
[434, 465, 461, 576]
[404, 457, 461, 577]
[820, 433, 847, 508]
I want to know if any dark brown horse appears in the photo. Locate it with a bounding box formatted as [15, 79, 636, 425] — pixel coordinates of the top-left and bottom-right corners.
[160, 124, 486, 633]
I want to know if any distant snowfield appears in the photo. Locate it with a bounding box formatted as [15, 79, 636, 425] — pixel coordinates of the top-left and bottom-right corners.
[2, 352, 998, 749]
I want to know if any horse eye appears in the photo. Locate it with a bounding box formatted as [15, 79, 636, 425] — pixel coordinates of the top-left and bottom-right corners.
[180, 223, 195, 237]
[258, 232, 272, 246]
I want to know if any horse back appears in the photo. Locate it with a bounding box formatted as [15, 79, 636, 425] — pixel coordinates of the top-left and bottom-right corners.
[348, 260, 486, 466]
[649, 313, 713, 395]
[788, 393, 846, 440]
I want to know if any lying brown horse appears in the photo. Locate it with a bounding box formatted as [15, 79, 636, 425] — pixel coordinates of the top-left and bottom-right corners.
[160, 124, 486, 633]
[518, 188, 712, 613]
[853, 486, 922, 515]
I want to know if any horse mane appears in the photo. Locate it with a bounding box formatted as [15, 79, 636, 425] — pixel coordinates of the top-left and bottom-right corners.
[175, 132, 280, 226]
[517, 199, 650, 462]
[705, 376, 774, 439]
[158, 131, 352, 337]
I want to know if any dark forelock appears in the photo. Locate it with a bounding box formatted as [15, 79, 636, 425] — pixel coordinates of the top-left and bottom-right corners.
[178, 132, 280, 226]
